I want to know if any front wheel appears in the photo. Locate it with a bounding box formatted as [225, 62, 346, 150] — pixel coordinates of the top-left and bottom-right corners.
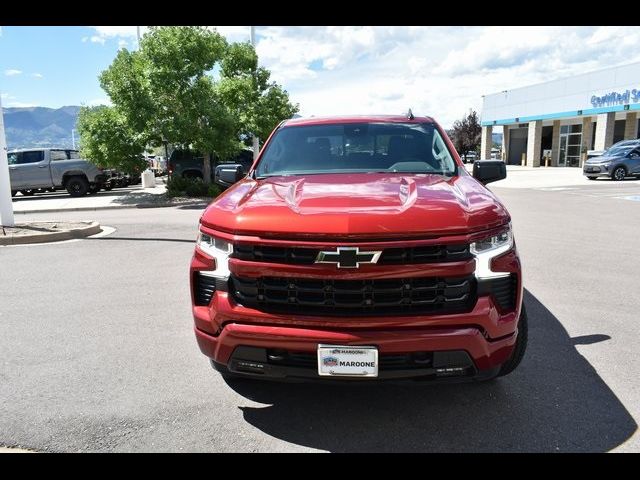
[66, 177, 89, 197]
[497, 304, 528, 377]
[612, 166, 626, 181]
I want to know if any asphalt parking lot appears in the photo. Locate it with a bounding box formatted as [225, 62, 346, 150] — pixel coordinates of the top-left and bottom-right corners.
[1, 174, 639, 452]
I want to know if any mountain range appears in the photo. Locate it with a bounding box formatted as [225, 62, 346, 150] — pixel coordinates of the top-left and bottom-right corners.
[1, 107, 502, 150]
[2, 106, 80, 150]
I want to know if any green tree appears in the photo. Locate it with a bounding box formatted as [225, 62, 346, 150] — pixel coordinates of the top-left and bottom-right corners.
[76, 105, 148, 174]
[97, 26, 298, 183]
[450, 110, 482, 160]
[218, 42, 299, 145]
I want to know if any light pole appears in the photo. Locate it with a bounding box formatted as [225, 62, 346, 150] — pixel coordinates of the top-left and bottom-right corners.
[250, 26, 259, 161]
[137, 26, 141, 50]
[0, 93, 15, 227]
[71, 128, 76, 149]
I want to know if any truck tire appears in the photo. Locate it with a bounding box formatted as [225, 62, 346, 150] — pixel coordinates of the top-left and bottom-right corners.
[497, 304, 528, 377]
[66, 177, 89, 197]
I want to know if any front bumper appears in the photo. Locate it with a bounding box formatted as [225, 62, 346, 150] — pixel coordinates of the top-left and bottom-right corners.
[191, 238, 522, 382]
[193, 291, 520, 382]
[94, 173, 107, 185]
[583, 164, 611, 176]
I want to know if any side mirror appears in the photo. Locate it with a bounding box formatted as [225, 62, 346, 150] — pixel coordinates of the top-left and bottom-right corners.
[215, 164, 245, 188]
[473, 160, 506, 185]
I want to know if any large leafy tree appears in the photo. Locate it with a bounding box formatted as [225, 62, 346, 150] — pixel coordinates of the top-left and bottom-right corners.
[450, 110, 482, 160]
[218, 42, 299, 145]
[95, 26, 298, 182]
[76, 105, 148, 174]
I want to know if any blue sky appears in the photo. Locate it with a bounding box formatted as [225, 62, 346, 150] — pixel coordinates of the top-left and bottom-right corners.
[0, 26, 127, 107]
[3, 26, 640, 129]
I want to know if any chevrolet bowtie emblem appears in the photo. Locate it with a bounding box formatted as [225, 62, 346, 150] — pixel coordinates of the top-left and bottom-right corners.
[315, 247, 382, 269]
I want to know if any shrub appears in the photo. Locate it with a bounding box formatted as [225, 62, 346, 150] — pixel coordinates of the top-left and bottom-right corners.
[166, 176, 222, 198]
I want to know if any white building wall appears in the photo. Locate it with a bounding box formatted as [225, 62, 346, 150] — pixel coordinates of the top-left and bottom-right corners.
[482, 62, 640, 124]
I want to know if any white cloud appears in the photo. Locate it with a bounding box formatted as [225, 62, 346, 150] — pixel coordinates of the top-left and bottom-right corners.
[91, 26, 140, 38]
[212, 26, 250, 43]
[118, 39, 128, 48]
[5, 69, 22, 76]
[31, 73, 44, 79]
[82, 35, 106, 44]
[81, 26, 640, 129]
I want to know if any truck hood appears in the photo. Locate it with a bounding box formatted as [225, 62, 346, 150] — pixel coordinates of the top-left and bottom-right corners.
[201, 173, 510, 237]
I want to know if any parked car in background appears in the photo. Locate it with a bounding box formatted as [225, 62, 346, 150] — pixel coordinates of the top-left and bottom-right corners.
[145, 155, 168, 176]
[583, 139, 640, 180]
[168, 148, 254, 180]
[7, 148, 106, 197]
[463, 151, 478, 163]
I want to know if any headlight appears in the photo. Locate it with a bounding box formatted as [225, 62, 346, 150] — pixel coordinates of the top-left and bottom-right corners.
[471, 225, 513, 279]
[470, 228, 512, 255]
[196, 231, 232, 278]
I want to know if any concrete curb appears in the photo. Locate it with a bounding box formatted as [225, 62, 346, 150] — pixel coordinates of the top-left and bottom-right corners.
[12, 200, 209, 215]
[0, 221, 101, 246]
[0, 447, 35, 453]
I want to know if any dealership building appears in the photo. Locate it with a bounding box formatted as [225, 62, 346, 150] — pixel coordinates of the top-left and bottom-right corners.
[480, 61, 640, 167]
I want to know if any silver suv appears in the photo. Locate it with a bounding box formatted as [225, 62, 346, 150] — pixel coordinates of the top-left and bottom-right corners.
[583, 140, 640, 181]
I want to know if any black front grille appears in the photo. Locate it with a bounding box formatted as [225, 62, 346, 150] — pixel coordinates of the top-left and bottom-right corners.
[478, 274, 517, 311]
[233, 244, 318, 264]
[193, 272, 217, 306]
[232, 243, 471, 265]
[230, 275, 476, 316]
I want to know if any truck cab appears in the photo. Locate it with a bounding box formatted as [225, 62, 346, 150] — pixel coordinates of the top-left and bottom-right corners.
[8, 148, 106, 197]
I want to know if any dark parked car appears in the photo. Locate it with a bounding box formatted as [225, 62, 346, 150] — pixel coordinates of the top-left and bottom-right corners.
[583, 139, 640, 180]
[168, 149, 254, 181]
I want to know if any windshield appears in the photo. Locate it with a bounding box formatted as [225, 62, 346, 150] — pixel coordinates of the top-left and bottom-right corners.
[255, 122, 457, 178]
[603, 145, 636, 157]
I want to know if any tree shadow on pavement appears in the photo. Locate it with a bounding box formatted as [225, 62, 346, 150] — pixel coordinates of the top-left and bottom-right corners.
[223, 289, 636, 452]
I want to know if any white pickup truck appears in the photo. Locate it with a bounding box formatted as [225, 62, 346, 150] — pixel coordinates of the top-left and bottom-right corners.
[8, 148, 107, 197]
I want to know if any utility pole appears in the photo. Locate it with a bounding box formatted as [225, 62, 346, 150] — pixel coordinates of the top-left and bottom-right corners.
[250, 26, 259, 161]
[72, 128, 76, 149]
[137, 26, 141, 50]
[0, 93, 15, 227]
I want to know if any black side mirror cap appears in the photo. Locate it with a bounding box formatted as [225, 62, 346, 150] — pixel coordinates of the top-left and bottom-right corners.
[215, 164, 245, 188]
[473, 160, 507, 185]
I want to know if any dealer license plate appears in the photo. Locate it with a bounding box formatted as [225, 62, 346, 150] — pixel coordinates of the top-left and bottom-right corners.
[317, 344, 378, 377]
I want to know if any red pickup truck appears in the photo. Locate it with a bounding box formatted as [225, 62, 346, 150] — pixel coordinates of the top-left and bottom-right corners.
[190, 114, 526, 382]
